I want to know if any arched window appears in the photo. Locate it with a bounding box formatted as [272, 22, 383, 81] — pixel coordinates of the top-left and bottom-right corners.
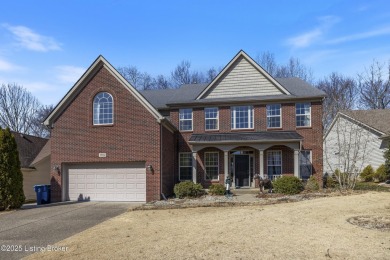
[93, 92, 113, 125]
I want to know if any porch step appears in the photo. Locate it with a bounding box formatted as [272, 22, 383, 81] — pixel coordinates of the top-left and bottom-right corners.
[231, 188, 260, 195]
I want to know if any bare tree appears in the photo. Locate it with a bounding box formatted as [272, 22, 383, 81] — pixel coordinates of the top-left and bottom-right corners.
[170, 60, 210, 87]
[139, 72, 155, 90]
[206, 67, 218, 83]
[171, 60, 192, 87]
[358, 60, 390, 109]
[275, 57, 314, 83]
[255, 52, 313, 83]
[155, 75, 170, 89]
[190, 71, 206, 84]
[324, 114, 374, 190]
[117, 66, 142, 89]
[31, 104, 54, 137]
[256, 51, 278, 76]
[0, 83, 42, 135]
[316, 72, 358, 129]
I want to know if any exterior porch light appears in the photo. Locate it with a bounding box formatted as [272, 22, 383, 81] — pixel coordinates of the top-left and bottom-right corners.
[147, 165, 154, 174]
[53, 165, 60, 175]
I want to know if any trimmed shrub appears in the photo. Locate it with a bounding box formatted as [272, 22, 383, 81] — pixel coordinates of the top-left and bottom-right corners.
[208, 184, 225, 195]
[273, 176, 304, 195]
[374, 164, 388, 182]
[360, 165, 375, 182]
[326, 176, 337, 188]
[174, 181, 204, 199]
[305, 176, 319, 191]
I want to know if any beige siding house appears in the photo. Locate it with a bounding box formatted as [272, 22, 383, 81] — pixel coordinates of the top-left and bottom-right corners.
[199, 52, 290, 99]
[12, 132, 51, 200]
[323, 110, 390, 175]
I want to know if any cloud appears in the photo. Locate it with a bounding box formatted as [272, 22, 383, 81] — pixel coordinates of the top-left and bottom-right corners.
[287, 29, 322, 48]
[301, 49, 340, 65]
[2, 24, 61, 52]
[286, 16, 340, 48]
[56, 65, 85, 83]
[326, 25, 390, 44]
[0, 57, 20, 71]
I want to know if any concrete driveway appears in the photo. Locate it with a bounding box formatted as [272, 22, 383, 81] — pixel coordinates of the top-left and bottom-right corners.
[0, 201, 138, 260]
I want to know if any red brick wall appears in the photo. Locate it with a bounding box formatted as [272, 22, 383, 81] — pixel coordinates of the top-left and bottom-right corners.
[50, 65, 162, 202]
[170, 101, 323, 184]
[161, 125, 175, 197]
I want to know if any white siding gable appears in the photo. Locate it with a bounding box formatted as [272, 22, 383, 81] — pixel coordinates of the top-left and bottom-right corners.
[202, 56, 285, 99]
[323, 115, 387, 175]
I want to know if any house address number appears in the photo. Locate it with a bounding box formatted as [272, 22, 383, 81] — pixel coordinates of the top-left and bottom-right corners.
[99, 153, 107, 158]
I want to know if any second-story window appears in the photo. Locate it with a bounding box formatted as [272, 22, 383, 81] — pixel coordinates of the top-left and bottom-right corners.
[231, 106, 253, 129]
[205, 107, 218, 130]
[267, 104, 281, 128]
[296, 103, 311, 127]
[179, 108, 193, 131]
[93, 92, 113, 125]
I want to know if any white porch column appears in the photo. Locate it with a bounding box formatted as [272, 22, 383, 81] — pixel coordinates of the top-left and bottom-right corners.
[294, 149, 300, 178]
[224, 151, 229, 183]
[259, 150, 264, 178]
[192, 152, 197, 183]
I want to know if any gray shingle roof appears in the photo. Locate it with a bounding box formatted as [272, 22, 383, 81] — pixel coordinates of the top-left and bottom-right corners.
[189, 131, 303, 143]
[275, 78, 325, 97]
[140, 78, 325, 109]
[341, 109, 390, 135]
[12, 132, 49, 168]
[140, 84, 206, 109]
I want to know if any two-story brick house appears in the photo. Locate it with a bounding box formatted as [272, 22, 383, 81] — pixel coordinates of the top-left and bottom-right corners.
[44, 50, 325, 202]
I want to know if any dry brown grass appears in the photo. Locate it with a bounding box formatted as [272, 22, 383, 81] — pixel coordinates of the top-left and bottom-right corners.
[25, 192, 390, 260]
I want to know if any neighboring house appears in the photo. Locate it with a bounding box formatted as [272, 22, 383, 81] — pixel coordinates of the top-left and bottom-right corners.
[323, 110, 390, 175]
[44, 50, 326, 203]
[12, 132, 50, 200]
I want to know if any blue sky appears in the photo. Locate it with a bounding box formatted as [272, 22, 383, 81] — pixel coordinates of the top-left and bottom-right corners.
[1, 0, 390, 105]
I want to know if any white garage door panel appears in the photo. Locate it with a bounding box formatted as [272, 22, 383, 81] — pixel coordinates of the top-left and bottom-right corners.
[68, 163, 146, 202]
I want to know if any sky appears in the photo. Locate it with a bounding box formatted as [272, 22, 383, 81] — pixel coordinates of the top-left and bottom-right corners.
[1, 0, 390, 105]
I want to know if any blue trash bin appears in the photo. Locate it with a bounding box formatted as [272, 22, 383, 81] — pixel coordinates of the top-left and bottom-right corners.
[42, 185, 51, 204]
[34, 185, 51, 205]
[34, 185, 44, 205]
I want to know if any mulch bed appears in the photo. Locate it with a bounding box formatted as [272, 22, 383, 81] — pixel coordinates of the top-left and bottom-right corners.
[347, 215, 390, 231]
[132, 191, 343, 211]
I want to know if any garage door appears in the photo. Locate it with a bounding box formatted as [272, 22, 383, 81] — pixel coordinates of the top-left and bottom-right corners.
[67, 163, 146, 202]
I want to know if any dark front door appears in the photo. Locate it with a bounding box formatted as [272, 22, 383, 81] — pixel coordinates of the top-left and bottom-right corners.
[235, 155, 250, 187]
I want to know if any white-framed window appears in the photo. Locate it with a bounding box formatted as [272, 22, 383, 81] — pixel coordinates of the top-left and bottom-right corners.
[93, 92, 113, 125]
[296, 103, 311, 127]
[205, 107, 219, 130]
[179, 108, 193, 131]
[179, 153, 193, 181]
[231, 106, 253, 129]
[266, 104, 281, 128]
[300, 150, 312, 180]
[205, 152, 219, 180]
[267, 150, 282, 177]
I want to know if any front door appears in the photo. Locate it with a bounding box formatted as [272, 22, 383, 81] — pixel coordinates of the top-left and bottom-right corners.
[235, 155, 250, 187]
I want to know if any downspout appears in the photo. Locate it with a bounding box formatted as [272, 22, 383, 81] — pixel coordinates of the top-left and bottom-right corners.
[160, 124, 163, 200]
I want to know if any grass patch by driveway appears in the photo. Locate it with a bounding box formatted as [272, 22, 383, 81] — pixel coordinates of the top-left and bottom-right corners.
[26, 192, 390, 260]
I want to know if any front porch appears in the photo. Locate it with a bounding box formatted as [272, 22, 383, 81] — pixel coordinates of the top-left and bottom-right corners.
[185, 132, 312, 188]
